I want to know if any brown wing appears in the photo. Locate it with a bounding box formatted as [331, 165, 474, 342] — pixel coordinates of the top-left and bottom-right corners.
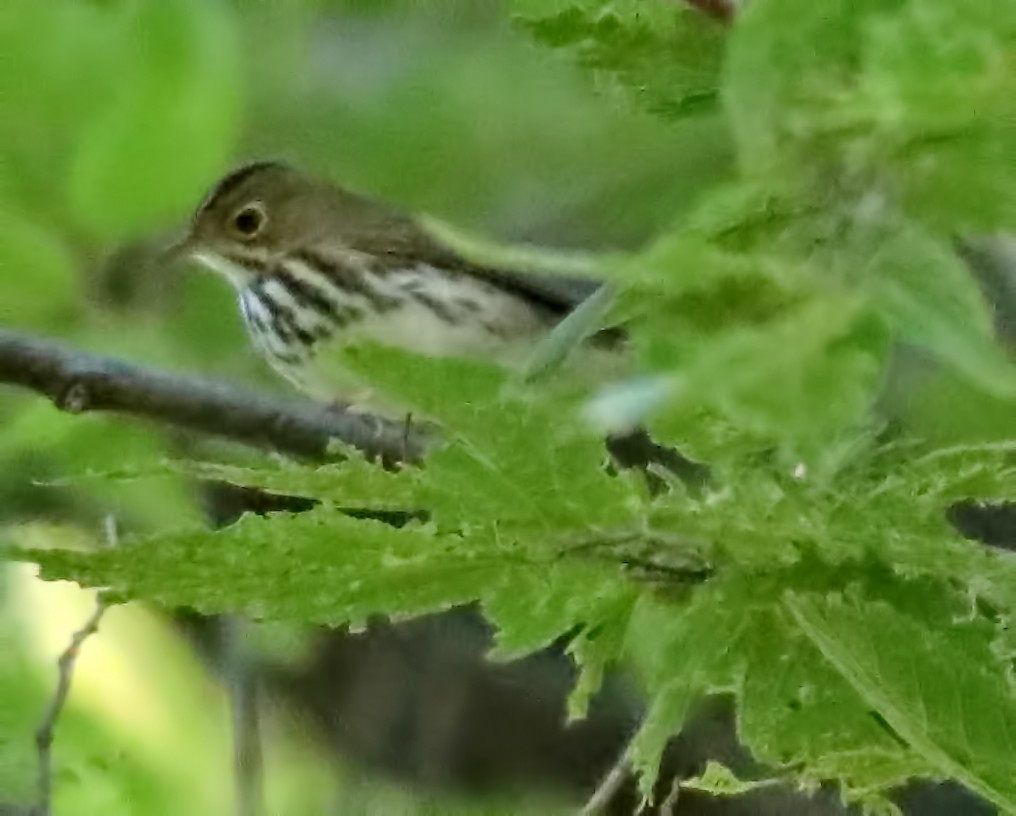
[332, 199, 606, 315]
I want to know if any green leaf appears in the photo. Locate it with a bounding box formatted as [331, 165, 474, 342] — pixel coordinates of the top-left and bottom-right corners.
[173, 451, 417, 510]
[680, 762, 779, 797]
[725, 0, 893, 181]
[859, 0, 1016, 231]
[614, 290, 886, 446]
[739, 604, 934, 801]
[664, 299, 885, 443]
[484, 559, 639, 720]
[629, 681, 698, 801]
[862, 222, 1016, 397]
[787, 593, 1016, 814]
[21, 509, 499, 626]
[513, 1, 725, 119]
[16, 507, 641, 726]
[625, 586, 748, 798]
[727, 0, 1016, 230]
[340, 346, 642, 534]
[596, 202, 891, 448]
[565, 592, 634, 720]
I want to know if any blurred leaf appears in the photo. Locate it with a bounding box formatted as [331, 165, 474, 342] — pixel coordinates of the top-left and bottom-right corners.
[859, 1, 1016, 231]
[659, 300, 885, 442]
[513, 1, 725, 119]
[66, 0, 240, 240]
[0, 210, 78, 329]
[725, 0, 893, 181]
[603, 222, 888, 445]
[523, 283, 617, 382]
[0, 1, 118, 216]
[727, 0, 1016, 230]
[862, 221, 1016, 397]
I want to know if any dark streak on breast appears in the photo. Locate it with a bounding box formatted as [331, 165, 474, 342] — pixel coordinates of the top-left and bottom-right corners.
[409, 290, 459, 324]
[293, 248, 404, 313]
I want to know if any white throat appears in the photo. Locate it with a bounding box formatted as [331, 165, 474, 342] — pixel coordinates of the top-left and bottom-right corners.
[191, 251, 254, 290]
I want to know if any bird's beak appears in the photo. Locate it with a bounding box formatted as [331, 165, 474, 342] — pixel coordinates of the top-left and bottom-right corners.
[158, 231, 197, 266]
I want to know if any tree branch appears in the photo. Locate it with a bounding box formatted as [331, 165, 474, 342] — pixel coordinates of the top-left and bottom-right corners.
[0, 329, 427, 465]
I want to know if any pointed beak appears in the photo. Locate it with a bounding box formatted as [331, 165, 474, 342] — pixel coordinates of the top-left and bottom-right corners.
[159, 231, 197, 266]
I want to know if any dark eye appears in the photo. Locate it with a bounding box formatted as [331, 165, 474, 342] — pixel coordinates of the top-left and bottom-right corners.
[232, 203, 266, 238]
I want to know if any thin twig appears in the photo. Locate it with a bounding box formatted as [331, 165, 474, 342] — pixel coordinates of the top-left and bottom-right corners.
[0, 329, 427, 466]
[579, 741, 633, 815]
[33, 517, 118, 815]
[34, 600, 107, 815]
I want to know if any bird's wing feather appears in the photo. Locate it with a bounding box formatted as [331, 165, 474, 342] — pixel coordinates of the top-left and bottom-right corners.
[329, 188, 608, 313]
[461, 263, 604, 313]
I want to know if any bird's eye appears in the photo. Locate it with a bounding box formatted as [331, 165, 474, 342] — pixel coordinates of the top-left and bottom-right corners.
[231, 203, 266, 239]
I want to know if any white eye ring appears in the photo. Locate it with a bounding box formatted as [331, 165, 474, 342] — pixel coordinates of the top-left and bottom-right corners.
[231, 202, 267, 239]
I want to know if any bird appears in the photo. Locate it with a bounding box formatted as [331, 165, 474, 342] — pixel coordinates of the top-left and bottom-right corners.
[168, 160, 704, 484]
[168, 160, 612, 408]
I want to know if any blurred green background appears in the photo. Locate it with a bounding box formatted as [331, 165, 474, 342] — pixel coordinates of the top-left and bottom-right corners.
[0, 1, 734, 813]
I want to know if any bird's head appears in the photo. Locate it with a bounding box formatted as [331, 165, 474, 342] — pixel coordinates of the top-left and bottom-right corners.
[165, 161, 341, 287]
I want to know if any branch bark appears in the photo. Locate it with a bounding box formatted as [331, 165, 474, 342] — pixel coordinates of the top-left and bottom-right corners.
[0, 329, 427, 465]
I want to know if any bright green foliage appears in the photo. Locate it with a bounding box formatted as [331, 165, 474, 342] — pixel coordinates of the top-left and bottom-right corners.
[680, 761, 780, 797]
[175, 449, 418, 511]
[860, 220, 1016, 397]
[24, 420, 1016, 809]
[512, 1, 725, 119]
[9, 0, 1016, 813]
[726, 0, 1016, 231]
[788, 594, 1016, 812]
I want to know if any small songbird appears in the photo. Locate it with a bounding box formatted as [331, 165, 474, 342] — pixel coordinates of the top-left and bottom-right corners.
[168, 161, 608, 410]
[170, 161, 702, 485]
